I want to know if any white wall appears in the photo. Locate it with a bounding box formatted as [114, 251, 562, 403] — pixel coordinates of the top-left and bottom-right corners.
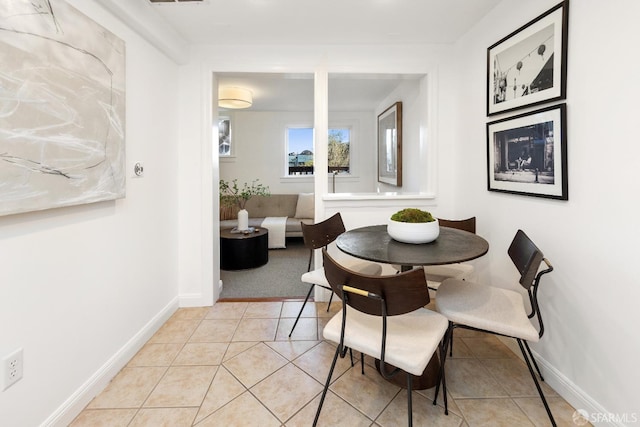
[452, 0, 640, 422]
[0, 1, 181, 425]
[219, 110, 378, 194]
[374, 78, 428, 193]
[176, 62, 215, 308]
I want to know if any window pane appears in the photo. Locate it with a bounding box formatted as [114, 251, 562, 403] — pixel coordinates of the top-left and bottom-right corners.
[286, 127, 351, 175]
[287, 128, 314, 175]
[328, 128, 350, 173]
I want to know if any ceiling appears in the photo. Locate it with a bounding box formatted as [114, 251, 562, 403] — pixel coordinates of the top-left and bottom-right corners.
[147, 0, 501, 46]
[145, 0, 501, 111]
[216, 72, 425, 112]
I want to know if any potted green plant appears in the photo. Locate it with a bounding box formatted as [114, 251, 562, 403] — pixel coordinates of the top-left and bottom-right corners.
[219, 179, 270, 230]
[388, 208, 439, 244]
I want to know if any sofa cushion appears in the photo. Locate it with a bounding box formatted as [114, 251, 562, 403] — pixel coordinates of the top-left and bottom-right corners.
[294, 193, 314, 219]
[245, 194, 298, 218]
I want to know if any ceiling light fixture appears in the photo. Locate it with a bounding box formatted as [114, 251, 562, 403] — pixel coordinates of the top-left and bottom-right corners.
[218, 87, 253, 109]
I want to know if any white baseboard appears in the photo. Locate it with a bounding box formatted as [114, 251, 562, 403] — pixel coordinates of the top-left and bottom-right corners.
[179, 292, 210, 307]
[41, 298, 179, 427]
[529, 348, 629, 427]
[498, 337, 623, 427]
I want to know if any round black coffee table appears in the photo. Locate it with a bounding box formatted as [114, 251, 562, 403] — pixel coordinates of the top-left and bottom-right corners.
[220, 228, 269, 270]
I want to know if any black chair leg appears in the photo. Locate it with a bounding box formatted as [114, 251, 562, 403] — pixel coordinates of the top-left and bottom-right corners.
[361, 352, 365, 375]
[434, 322, 453, 408]
[407, 374, 413, 427]
[449, 329, 454, 356]
[517, 339, 556, 427]
[523, 340, 545, 381]
[313, 345, 340, 426]
[440, 341, 448, 416]
[289, 284, 315, 337]
[326, 291, 334, 312]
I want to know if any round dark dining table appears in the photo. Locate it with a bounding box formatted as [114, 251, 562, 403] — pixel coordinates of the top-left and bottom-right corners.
[335, 224, 489, 389]
[336, 224, 489, 268]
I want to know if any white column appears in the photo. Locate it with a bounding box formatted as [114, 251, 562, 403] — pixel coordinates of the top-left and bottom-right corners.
[313, 61, 331, 302]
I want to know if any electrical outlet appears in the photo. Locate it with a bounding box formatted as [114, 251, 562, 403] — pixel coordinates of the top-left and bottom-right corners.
[3, 348, 23, 391]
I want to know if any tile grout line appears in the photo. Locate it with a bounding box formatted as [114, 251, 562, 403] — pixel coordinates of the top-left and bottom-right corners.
[134, 311, 208, 425]
[73, 301, 578, 426]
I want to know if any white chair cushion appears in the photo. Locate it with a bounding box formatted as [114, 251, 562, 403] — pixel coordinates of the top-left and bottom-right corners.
[344, 260, 383, 276]
[301, 268, 330, 287]
[323, 307, 448, 377]
[301, 260, 382, 287]
[391, 263, 474, 290]
[424, 263, 474, 283]
[435, 278, 540, 342]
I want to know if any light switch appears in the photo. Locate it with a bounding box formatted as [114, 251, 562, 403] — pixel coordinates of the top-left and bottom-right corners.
[134, 162, 144, 177]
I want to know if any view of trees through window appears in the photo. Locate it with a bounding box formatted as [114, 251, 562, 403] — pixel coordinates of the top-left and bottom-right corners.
[287, 127, 350, 175]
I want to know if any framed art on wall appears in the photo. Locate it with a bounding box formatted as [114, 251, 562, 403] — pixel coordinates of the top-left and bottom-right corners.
[487, 0, 569, 116]
[377, 102, 402, 186]
[0, 0, 126, 216]
[487, 103, 567, 200]
[218, 116, 233, 157]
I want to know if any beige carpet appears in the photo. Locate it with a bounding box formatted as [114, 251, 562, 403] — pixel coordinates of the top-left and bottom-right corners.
[219, 237, 309, 299]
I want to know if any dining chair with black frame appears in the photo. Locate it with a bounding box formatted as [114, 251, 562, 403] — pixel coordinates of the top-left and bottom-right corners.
[423, 217, 477, 288]
[314, 249, 450, 427]
[288, 212, 382, 337]
[435, 229, 556, 426]
[392, 217, 477, 286]
[391, 216, 477, 356]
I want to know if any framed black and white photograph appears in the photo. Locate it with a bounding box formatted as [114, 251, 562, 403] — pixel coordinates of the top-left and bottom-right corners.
[377, 102, 402, 186]
[218, 116, 232, 157]
[487, 0, 569, 116]
[487, 103, 567, 200]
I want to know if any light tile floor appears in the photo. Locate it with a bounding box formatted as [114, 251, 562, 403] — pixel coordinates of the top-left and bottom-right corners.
[71, 301, 586, 426]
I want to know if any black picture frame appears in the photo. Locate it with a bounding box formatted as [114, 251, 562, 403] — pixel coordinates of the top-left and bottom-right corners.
[487, 0, 569, 116]
[487, 103, 567, 200]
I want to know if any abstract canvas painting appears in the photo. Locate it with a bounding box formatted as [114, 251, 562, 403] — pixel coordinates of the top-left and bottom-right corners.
[0, 0, 126, 216]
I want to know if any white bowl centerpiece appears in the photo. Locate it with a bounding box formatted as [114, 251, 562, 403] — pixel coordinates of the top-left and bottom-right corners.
[387, 208, 439, 244]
